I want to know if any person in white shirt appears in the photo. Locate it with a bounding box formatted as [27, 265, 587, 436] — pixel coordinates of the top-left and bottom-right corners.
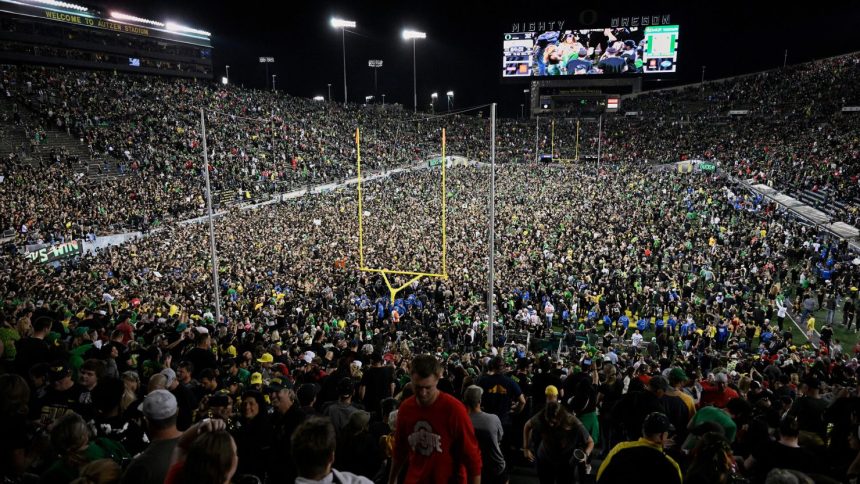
[631, 330, 643, 350]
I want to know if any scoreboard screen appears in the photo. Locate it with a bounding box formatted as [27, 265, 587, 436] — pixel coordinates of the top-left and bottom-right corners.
[503, 25, 679, 78]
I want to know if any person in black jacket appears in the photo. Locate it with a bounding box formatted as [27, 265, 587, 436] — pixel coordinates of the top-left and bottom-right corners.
[233, 390, 273, 481]
[597, 412, 682, 484]
[267, 381, 306, 483]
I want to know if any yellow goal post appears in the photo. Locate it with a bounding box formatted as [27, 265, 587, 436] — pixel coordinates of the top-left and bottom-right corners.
[355, 126, 449, 303]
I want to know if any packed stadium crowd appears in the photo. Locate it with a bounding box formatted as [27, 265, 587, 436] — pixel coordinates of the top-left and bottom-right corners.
[1, 50, 860, 484]
[3, 159, 860, 484]
[1, 51, 859, 244]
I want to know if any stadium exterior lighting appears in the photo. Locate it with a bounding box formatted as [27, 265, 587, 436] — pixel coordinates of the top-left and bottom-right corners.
[225, 65, 230, 84]
[313, 96, 325, 102]
[431, 92, 438, 99]
[221, 77, 228, 85]
[365, 95, 374, 104]
[110, 12, 164, 26]
[402, 29, 426, 113]
[330, 18, 356, 28]
[259, 57, 275, 89]
[165, 21, 211, 37]
[331, 17, 356, 106]
[368, 59, 383, 96]
[446, 91, 454, 112]
[401, 29, 426, 40]
[27, 0, 88, 12]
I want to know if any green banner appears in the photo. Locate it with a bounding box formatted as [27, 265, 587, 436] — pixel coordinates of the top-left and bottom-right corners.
[25, 240, 83, 264]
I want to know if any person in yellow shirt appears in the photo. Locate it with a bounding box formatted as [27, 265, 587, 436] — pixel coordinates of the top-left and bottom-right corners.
[806, 316, 816, 339]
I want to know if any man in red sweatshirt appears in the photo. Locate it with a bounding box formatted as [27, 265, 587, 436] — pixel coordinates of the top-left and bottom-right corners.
[390, 354, 482, 484]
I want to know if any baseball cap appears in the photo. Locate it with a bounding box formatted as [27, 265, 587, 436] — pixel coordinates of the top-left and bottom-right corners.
[267, 378, 294, 393]
[209, 393, 230, 407]
[48, 361, 71, 382]
[138, 390, 178, 420]
[257, 353, 274, 364]
[545, 385, 559, 396]
[643, 412, 674, 435]
[160, 368, 177, 387]
[250, 372, 263, 385]
[668, 368, 688, 384]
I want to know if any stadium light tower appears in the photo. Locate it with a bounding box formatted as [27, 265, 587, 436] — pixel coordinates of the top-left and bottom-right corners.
[327, 83, 332, 102]
[402, 29, 426, 113]
[259, 57, 275, 89]
[272, 74, 277, 92]
[221, 76, 228, 86]
[431, 92, 438, 113]
[368, 59, 383, 96]
[446, 91, 454, 112]
[225, 65, 230, 84]
[331, 17, 356, 106]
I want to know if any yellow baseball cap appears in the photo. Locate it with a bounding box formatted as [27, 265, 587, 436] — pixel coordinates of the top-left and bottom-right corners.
[545, 385, 559, 396]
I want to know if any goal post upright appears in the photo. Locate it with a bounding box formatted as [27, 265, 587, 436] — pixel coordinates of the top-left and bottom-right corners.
[356, 127, 365, 269]
[355, 125, 449, 303]
[441, 128, 447, 278]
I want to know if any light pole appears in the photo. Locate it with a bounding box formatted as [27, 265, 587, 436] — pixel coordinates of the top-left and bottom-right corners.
[327, 83, 332, 102]
[381, 94, 385, 107]
[402, 29, 426, 114]
[431, 92, 438, 113]
[520, 104, 524, 119]
[272, 74, 276, 92]
[259, 57, 275, 89]
[523, 88, 530, 117]
[331, 18, 356, 107]
[368, 59, 383, 97]
[446, 91, 453, 113]
[225, 65, 230, 84]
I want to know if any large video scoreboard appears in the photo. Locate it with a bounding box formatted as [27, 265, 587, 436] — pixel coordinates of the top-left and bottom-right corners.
[503, 24, 679, 78]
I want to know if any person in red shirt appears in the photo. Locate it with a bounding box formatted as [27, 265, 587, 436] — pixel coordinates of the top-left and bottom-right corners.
[389, 354, 482, 484]
[699, 372, 739, 409]
[114, 311, 134, 346]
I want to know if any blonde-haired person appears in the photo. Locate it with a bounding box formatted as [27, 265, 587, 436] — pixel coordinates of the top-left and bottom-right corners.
[120, 372, 140, 412]
[72, 459, 121, 484]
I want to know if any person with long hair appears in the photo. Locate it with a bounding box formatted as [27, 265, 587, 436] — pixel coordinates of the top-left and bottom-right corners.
[528, 402, 594, 484]
[164, 418, 237, 484]
[71, 459, 121, 484]
[178, 432, 238, 484]
[685, 432, 745, 484]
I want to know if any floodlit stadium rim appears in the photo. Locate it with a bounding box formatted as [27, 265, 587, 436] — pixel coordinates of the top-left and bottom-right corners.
[355, 127, 448, 303]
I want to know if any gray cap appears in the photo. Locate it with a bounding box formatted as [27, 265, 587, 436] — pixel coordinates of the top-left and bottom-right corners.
[160, 368, 177, 387]
[138, 389, 178, 420]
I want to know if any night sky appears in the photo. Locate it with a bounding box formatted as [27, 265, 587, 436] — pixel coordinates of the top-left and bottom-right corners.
[100, 0, 860, 117]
